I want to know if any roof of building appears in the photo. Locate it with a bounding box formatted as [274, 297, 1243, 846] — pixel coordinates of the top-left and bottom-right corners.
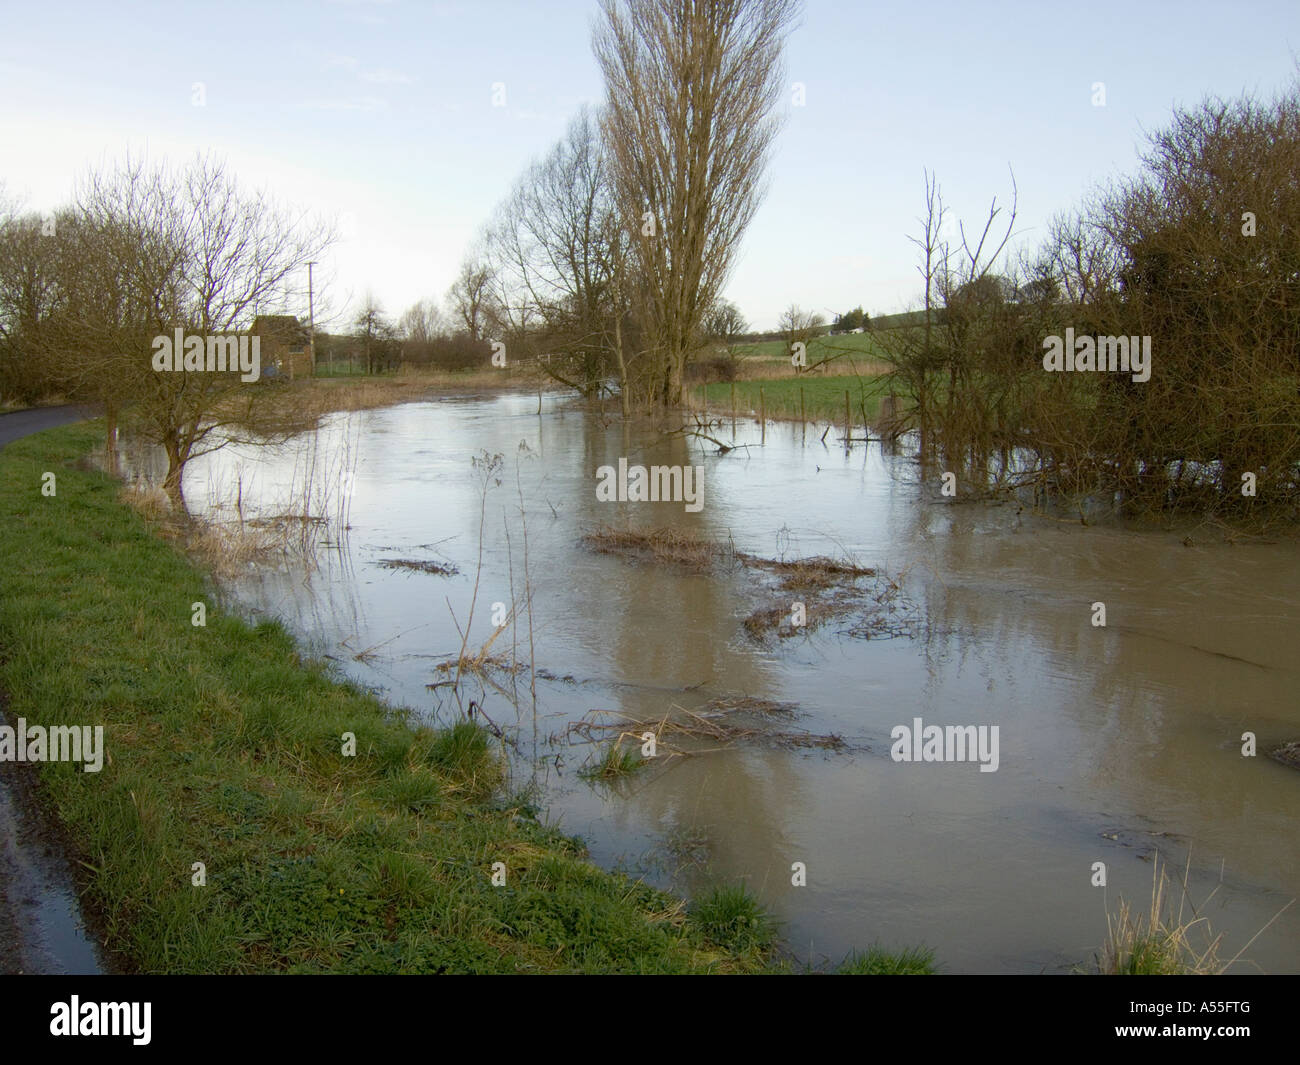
[251, 315, 310, 342]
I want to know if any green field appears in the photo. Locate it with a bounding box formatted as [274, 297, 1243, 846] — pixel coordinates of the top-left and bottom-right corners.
[731, 330, 891, 367]
[695, 373, 895, 427]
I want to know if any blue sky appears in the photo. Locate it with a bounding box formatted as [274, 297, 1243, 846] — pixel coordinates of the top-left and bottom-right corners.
[1, 0, 1297, 331]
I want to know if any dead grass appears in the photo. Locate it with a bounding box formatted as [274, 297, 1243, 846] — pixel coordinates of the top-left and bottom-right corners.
[563, 699, 849, 760]
[377, 557, 459, 577]
[181, 519, 287, 579]
[742, 600, 849, 639]
[1100, 852, 1295, 975]
[738, 554, 875, 591]
[429, 652, 520, 679]
[699, 695, 798, 715]
[304, 368, 549, 413]
[120, 481, 287, 580]
[1102, 855, 1220, 974]
[582, 524, 919, 643]
[120, 482, 172, 523]
[581, 525, 728, 570]
[425, 618, 525, 713]
[1270, 740, 1300, 769]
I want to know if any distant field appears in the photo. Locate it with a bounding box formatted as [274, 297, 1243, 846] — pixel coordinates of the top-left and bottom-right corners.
[731, 330, 890, 367]
[315, 360, 379, 377]
[694, 373, 897, 425]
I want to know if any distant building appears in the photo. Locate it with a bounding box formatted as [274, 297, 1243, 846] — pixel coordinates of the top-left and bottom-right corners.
[251, 315, 311, 379]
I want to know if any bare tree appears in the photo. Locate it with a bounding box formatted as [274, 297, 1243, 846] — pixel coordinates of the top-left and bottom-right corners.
[777, 303, 824, 365]
[354, 293, 399, 374]
[447, 258, 495, 342]
[399, 297, 444, 346]
[482, 106, 621, 395]
[593, 0, 801, 407]
[74, 153, 335, 504]
[397, 297, 446, 367]
[704, 297, 747, 348]
[874, 168, 1020, 461]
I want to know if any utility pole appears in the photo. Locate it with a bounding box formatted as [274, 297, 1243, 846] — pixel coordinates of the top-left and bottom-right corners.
[307, 261, 318, 376]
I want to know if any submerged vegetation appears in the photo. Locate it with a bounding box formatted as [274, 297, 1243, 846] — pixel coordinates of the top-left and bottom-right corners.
[581, 523, 918, 642]
[578, 738, 647, 781]
[565, 698, 848, 763]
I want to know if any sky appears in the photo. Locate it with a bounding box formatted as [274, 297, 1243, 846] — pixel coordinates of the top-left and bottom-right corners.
[1, 0, 1297, 332]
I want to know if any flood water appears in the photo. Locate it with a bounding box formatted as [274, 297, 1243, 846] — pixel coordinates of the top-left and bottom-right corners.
[172, 392, 1300, 973]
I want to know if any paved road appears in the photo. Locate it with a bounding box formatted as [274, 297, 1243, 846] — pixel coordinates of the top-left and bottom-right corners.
[0, 403, 98, 448]
[0, 403, 107, 974]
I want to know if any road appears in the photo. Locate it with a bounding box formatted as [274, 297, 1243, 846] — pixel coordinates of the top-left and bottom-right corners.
[0, 403, 98, 448]
[0, 404, 107, 974]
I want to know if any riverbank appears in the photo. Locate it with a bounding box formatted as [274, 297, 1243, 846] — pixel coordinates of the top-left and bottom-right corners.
[0, 420, 791, 973]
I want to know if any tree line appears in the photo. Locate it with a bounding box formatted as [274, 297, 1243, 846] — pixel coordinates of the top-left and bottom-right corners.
[0, 0, 803, 503]
[3, 0, 1296, 519]
[873, 77, 1300, 518]
[430, 0, 801, 413]
[0, 155, 333, 502]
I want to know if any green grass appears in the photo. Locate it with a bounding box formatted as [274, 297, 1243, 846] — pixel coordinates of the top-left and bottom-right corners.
[837, 945, 937, 975]
[688, 884, 777, 953]
[313, 360, 374, 378]
[1098, 857, 1236, 976]
[695, 374, 895, 426]
[1107, 936, 1187, 975]
[578, 739, 647, 781]
[731, 331, 890, 363]
[0, 421, 779, 974]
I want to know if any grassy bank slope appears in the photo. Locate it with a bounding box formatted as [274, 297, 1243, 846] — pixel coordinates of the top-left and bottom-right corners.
[0, 422, 771, 973]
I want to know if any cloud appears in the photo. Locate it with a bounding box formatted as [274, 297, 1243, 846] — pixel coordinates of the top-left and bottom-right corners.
[299, 95, 388, 113]
[360, 68, 415, 86]
[320, 51, 360, 72]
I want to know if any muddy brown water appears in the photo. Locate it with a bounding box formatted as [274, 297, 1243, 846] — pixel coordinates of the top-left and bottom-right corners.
[161, 393, 1299, 973]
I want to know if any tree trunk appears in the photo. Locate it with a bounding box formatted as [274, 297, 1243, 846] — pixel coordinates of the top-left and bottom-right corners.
[613, 313, 629, 419]
[662, 351, 685, 408]
[104, 402, 120, 474]
[163, 434, 187, 509]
